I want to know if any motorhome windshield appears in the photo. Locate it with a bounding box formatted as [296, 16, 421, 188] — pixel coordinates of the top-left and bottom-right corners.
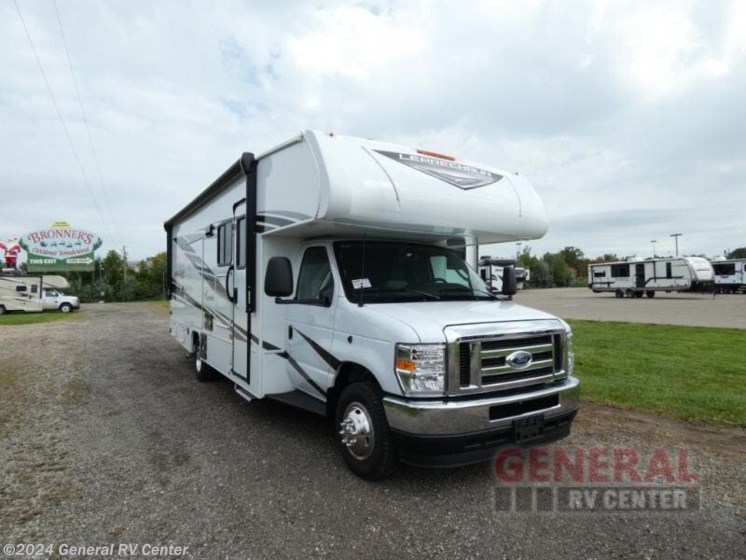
[334, 241, 493, 303]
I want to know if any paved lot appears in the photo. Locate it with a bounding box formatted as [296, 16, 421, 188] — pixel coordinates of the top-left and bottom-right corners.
[514, 288, 746, 329]
[1, 303, 745, 559]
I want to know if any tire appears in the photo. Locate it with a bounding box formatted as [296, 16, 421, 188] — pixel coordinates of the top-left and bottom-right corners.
[194, 336, 217, 382]
[615, 290, 624, 298]
[634, 291, 643, 298]
[59, 303, 73, 313]
[336, 381, 398, 480]
[645, 291, 655, 298]
[0, 305, 6, 315]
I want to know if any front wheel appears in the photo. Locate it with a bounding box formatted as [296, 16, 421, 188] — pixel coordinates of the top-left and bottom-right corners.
[59, 303, 73, 313]
[336, 381, 398, 480]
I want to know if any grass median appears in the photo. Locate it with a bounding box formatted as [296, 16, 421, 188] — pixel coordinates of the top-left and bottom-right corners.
[569, 320, 746, 427]
[0, 311, 82, 326]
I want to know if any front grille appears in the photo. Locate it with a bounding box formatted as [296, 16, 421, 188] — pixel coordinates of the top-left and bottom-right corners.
[453, 331, 566, 394]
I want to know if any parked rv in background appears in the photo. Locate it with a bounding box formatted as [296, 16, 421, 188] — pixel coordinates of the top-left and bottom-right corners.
[165, 130, 579, 480]
[479, 256, 529, 292]
[588, 257, 714, 298]
[712, 259, 746, 293]
[0, 273, 80, 314]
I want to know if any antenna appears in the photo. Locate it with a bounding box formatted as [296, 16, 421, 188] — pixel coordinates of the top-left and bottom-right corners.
[358, 234, 367, 307]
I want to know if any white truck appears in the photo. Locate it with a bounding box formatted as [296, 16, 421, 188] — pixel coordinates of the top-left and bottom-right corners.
[164, 130, 579, 479]
[0, 274, 80, 314]
[712, 259, 746, 294]
[588, 257, 714, 298]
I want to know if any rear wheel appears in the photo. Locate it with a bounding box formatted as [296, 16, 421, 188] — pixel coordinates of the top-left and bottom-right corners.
[194, 336, 217, 382]
[0, 305, 6, 315]
[336, 381, 398, 480]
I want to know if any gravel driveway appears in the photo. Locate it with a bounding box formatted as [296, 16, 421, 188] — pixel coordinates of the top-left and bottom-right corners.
[1, 303, 744, 559]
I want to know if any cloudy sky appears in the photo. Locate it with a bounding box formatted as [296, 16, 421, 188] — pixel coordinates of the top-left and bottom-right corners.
[2, 0, 744, 262]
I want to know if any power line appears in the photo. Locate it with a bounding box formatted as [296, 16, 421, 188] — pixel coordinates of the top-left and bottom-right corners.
[12, 0, 110, 235]
[52, 0, 116, 233]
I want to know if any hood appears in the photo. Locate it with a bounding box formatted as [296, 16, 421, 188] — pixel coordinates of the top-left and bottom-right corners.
[365, 300, 562, 342]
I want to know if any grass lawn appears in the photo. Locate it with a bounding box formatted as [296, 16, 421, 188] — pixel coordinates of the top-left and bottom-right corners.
[0, 310, 83, 326]
[569, 320, 746, 427]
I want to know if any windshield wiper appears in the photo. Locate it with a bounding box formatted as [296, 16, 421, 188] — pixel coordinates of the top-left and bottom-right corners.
[406, 289, 440, 300]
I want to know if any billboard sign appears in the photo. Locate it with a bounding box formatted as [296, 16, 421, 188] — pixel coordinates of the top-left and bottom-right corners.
[20, 222, 102, 271]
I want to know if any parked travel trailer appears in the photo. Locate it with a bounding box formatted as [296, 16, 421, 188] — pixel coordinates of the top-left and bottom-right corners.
[712, 259, 746, 293]
[0, 274, 79, 314]
[588, 257, 714, 298]
[479, 256, 530, 292]
[165, 130, 579, 479]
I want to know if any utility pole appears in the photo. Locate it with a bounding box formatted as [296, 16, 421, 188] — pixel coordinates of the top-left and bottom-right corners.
[122, 245, 127, 283]
[650, 240, 657, 258]
[670, 233, 682, 257]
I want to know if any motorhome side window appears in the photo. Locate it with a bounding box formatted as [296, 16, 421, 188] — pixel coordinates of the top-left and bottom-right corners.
[611, 264, 629, 278]
[217, 222, 233, 267]
[236, 217, 246, 270]
[713, 263, 735, 275]
[296, 247, 334, 302]
[16, 285, 27, 292]
[666, 262, 673, 278]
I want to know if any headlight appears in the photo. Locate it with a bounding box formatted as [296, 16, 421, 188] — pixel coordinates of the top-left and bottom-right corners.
[395, 344, 446, 396]
[566, 330, 575, 375]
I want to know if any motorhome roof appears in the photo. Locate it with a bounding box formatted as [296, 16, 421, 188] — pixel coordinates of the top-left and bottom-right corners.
[165, 130, 548, 245]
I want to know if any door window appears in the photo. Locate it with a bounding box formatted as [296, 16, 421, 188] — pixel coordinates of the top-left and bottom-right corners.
[236, 217, 246, 269]
[217, 222, 233, 266]
[296, 247, 334, 303]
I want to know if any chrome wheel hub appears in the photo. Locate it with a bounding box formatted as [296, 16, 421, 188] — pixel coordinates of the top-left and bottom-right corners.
[339, 402, 374, 460]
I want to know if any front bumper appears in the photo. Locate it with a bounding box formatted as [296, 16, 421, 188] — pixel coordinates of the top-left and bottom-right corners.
[383, 376, 579, 467]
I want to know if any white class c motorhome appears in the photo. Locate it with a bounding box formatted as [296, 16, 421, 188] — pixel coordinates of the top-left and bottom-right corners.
[588, 257, 714, 298]
[0, 273, 79, 314]
[165, 130, 579, 479]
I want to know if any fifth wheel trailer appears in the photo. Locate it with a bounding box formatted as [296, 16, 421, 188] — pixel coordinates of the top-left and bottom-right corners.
[165, 130, 579, 479]
[588, 257, 714, 298]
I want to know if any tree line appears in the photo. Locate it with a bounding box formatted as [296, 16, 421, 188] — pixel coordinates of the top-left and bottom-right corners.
[35, 244, 746, 300]
[62, 250, 167, 303]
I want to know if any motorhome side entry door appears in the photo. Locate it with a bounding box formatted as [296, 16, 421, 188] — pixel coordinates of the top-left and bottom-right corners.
[231, 202, 248, 380]
[283, 246, 337, 400]
[636, 263, 645, 288]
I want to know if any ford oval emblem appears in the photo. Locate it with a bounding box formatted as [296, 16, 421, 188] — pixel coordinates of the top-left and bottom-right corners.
[506, 351, 533, 369]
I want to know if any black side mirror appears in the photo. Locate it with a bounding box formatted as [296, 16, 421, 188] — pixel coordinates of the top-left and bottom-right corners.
[502, 265, 517, 297]
[265, 257, 293, 297]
